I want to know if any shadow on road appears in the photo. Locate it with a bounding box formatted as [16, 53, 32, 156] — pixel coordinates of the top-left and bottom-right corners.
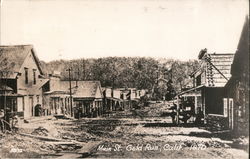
[143, 122, 197, 128]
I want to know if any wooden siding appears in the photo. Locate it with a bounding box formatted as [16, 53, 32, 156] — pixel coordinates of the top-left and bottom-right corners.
[205, 53, 234, 87]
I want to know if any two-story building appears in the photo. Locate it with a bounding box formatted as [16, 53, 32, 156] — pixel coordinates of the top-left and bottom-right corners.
[0, 45, 49, 119]
[179, 48, 234, 129]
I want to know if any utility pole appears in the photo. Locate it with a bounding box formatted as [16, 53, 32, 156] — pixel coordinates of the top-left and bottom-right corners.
[75, 68, 80, 87]
[66, 68, 73, 117]
[75, 68, 80, 119]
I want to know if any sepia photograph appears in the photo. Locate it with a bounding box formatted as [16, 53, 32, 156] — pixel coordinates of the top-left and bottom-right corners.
[0, 0, 249, 158]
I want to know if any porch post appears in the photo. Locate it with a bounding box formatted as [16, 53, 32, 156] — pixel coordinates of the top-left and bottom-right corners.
[177, 96, 180, 125]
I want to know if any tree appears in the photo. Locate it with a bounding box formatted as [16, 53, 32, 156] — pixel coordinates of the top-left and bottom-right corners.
[41, 57, 199, 99]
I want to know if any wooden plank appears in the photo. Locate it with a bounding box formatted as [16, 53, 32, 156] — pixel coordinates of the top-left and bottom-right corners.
[212, 65, 231, 70]
[211, 78, 228, 83]
[212, 73, 231, 77]
[210, 55, 234, 59]
[207, 69, 232, 74]
[210, 61, 233, 65]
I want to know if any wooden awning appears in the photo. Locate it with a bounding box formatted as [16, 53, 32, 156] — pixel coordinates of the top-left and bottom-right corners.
[0, 93, 24, 97]
[178, 85, 204, 96]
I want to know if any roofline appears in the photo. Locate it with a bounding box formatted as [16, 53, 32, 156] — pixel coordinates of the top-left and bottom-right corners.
[31, 48, 44, 75]
[190, 67, 202, 77]
[206, 53, 235, 55]
[0, 44, 33, 48]
[13, 45, 44, 76]
[178, 85, 205, 95]
[96, 81, 104, 98]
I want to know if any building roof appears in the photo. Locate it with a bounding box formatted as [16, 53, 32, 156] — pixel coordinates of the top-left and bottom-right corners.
[0, 45, 43, 79]
[47, 80, 103, 99]
[206, 53, 234, 86]
[28, 79, 50, 95]
[73, 81, 103, 98]
[191, 51, 234, 87]
[178, 85, 204, 96]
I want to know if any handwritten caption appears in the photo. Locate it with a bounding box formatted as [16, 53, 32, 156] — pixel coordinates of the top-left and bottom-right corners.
[97, 143, 207, 152]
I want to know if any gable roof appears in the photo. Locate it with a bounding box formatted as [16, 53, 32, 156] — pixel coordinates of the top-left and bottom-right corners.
[73, 81, 103, 98]
[0, 45, 44, 78]
[48, 80, 103, 98]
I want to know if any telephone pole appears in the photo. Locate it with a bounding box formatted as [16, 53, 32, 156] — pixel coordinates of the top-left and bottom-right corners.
[75, 68, 80, 119]
[66, 68, 73, 117]
[75, 68, 80, 87]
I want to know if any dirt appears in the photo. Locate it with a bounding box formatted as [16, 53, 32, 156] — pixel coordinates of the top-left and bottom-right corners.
[31, 126, 49, 136]
[0, 102, 248, 158]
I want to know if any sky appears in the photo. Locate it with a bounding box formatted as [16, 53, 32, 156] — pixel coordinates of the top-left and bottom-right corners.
[1, 0, 249, 62]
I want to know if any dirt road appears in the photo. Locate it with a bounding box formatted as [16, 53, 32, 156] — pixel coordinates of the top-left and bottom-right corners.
[0, 103, 248, 158]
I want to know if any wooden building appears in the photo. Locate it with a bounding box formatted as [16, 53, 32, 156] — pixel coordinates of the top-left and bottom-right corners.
[102, 87, 113, 113]
[120, 89, 132, 110]
[224, 16, 249, 135]
[43, 74, 72, 116]
[44, 76, 103, 118]
[0, 45, 49, 119]
[179, 49, 234, 128]
[103, 87, 127, 112]
[73, 81, 103, 118]
[102, 87, 140, 113]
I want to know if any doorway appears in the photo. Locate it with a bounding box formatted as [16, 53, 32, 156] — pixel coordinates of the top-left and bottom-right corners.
[29, 97, 34, 117]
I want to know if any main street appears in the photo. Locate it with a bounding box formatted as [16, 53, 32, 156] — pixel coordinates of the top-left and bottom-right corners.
[0, 102, 248, 158]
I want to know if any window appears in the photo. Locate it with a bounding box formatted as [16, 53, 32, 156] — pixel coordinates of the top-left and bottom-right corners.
[24, 68, 28, 84]
[196, 74, 201, 86]
[37, 95, 39, 103]
[33, 69, 36, 85]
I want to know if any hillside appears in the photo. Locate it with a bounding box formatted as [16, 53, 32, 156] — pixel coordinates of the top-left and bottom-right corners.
[41, 57, 199, 95]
